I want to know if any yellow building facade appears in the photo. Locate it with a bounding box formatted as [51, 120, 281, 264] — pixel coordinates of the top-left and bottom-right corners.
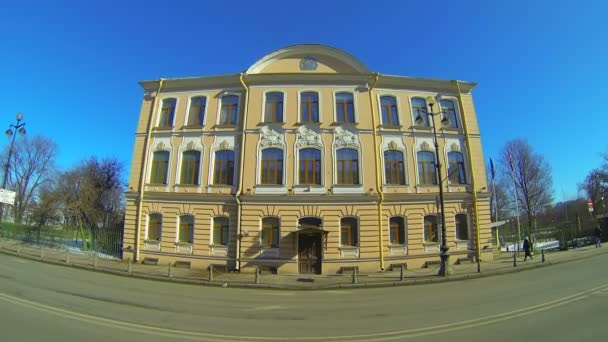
[123, 44, 493, 274]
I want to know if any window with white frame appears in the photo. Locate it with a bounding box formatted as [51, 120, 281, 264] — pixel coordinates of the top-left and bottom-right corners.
[424, 215, 438, 243]
[220, 95, 239, 126]
[178, 215, 194, 243]
[180, 150, 201, 185]
[150, 151, 170, 184]
[417, 151, 437, 185]
[300, 92, 319, 123]
[261, 217, 280, 248]
[389, 217, 406, 245]
[148, 214, 162, 241]
[335, 92, 355, 123]
[340, 217, 358, 247]
[455, 214, 469, 240]
[213, 217, 229, 245]
[158, 98, 176, 128]
[336, 148, 359, 185]
[187, 96, 206, 126]
[261, 148, 283, 185]
[264, 92, 284, 123]
[440, 99, 458, 128]
[448, 151, 466, 184]
[299, 148, 321, 185]
[411, 98, 428, 127]
[214, 150, 235, 185]
[384, 150, 405, 185]
[380, 95, 399, 126]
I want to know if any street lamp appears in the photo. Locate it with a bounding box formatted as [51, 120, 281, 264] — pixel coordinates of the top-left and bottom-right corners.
[0, 113, 26, 224]
[415, 96, 451, 276]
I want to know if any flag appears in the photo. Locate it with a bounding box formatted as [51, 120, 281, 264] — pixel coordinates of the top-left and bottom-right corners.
[490, 158, 495, 180]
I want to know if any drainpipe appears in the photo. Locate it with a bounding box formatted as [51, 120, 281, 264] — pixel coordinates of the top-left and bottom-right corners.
[368, 73, 385, 270]
[454, 80, 482, 262]
[134, 79, 164, 262]
[235, 73, 250, 271]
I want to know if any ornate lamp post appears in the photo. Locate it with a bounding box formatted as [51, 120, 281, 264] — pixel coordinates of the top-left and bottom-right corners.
[0, 113, 26, 224]
[415, 96, 450, 276]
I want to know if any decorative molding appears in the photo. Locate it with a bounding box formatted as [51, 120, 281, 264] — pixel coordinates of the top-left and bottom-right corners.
[186, 141, 196, 151]
[296, 126, 323, 148]
[421, 141, 432, 152]
[388, 141, 398, 150]
[300, 57, 318, 71]
[334, 126, 360, 149]
[155, 141, 169, 152]
[450, 143, 460, 152]
[260, 127, 285, 148]
[219, 140, 232, 150]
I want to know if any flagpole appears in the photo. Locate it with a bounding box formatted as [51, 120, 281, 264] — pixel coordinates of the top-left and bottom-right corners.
[490, 158, 500, 249]
[508, 153, 522, 249]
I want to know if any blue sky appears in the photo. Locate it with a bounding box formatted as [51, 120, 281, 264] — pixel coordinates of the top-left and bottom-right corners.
[1, 0, 606, 200]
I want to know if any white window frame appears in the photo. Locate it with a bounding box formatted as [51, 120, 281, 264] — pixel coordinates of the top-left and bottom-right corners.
[156, 97, 179, 128]
[297, 90, 322, 123]
[215, 92, 242, 127]
[333, 90, 358, 124]
[377, 94, 402, 126]
[261, 90, 286, 124]
[184, 94, 209, 127]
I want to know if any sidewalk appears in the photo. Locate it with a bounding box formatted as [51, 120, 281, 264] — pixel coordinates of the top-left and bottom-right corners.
[1, 238, 607, 290]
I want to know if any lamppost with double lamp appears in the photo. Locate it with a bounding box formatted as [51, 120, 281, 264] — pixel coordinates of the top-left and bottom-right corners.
[415, 96, 450, 276]
[0, 113, 26, 224]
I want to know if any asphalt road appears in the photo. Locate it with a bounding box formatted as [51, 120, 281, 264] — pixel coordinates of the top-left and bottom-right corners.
[1, 252, 607, 341]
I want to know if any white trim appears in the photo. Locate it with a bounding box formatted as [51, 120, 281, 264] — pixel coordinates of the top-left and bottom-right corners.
[255, 127, 287, 188]
[332, 127, 363, 188]
[209, 136, 238, 189]
[210, 216, 230, 255]
[147, 137, 173, 186]
[338, 216, 360, 258]
[293, 128, 325, 188]
[387, 215, 408, 248]
[437, 97, 460, 129]
[174, 137, 204, 186]
[380, 135, 408, 186]
[184, 94, 209, 127]
[409, 96, 429, 127]
[261, 90, 286, 124]
[413, 137, 436, 186]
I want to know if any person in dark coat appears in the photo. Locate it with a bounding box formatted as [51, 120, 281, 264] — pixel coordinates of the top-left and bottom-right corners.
[595, 225, 603, 248]
[523, 237, 532, 261]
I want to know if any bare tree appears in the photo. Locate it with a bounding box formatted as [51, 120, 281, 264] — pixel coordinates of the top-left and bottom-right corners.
[579, 168, 608, 214]
[498, 139, 553, 238]
[5, 135, 58, 224]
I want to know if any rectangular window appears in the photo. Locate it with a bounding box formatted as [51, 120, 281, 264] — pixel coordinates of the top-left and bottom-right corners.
[213, 218, 229, 245]
[261, 218, 280, 248]
[424, 215, 438, 243]
[180, 151, 200, 185]
[159, 98, 176, 128]
[337, 149, 359, 185]
[179, 216, 194, 243]
[148, 214, 162, 241]
[187, 96, 206, 126]
[300, 92, 319, 123]
[220, 95, 239, 126]
[150, 151, 170, 184]
[389, 217, 406, 245]
[214, 151, 235, 185]
[384, 151, 405, 185]
[340, 218, 358, 247]
[336, 93, 355, 123]
[299, 149, 321, 185]
[264, 92, 284, 123]
[381, 96, 399, 126]
[412, 98, 428, 127]
[418, 151, 437, 185]
[456, 214, 469, 240]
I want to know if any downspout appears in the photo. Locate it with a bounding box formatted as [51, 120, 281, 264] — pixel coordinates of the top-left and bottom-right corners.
[454, 80, 482, 262]
[368, 73, 385, 270]
[235, 73, 250, 271]
[134, 78, 164, 262]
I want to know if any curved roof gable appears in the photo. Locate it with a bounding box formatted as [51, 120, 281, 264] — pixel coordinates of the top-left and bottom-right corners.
[247, 44, 371, 75]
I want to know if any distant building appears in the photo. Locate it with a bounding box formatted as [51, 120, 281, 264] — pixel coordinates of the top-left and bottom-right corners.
[123, 44, 492, 274]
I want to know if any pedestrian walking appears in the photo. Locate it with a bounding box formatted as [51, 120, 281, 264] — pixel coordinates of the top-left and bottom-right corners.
[523, 237, 533, 261]
[595, 225, 603, 248]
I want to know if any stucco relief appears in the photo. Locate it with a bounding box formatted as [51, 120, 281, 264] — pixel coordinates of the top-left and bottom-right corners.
[154, 141, 170, 152]
[333, 126, 359, 149]
[260, 127, 285, 148]
[296, 126, 323, 148]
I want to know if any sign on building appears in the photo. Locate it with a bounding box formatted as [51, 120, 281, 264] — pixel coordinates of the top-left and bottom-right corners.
[0, 189, 16, 205]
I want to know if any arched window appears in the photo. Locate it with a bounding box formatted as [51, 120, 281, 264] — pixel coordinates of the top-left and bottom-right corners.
[336, 92, 355, 123]
[148, 214, 162, 241]
[180, 150, 201, 185]
[440, 99, 458, 128]
[179, 215, 194, 243]
[213, 217, 229, 246]
[187, 96, 206, 126]
[424, 215, 438, 242]
[299, 148, 321, 185]
[340, 217, 358, 247]
[380, 96, 399, 126]
[220, 95, 239, 126]
[265, 92, 284, 123]
[261, 148, 283, 185]
[389, 217, 406, 245]
[300, 92, 319, 123]
[214, 150, 235, 185]
[261, 217, 280, 248]
[417, 151, 437, 185]
[159, 98, 176, 128]
[384, 150, 405, 185]
[411, 98, 428, 127]
[448, 151, 466, 184]
[336, 148, 359, 185]
[150, 151, 170, 184]
[455, 214, 469, 240]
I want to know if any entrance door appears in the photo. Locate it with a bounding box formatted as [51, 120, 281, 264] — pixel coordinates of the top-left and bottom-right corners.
[298, 233, 322, 274]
